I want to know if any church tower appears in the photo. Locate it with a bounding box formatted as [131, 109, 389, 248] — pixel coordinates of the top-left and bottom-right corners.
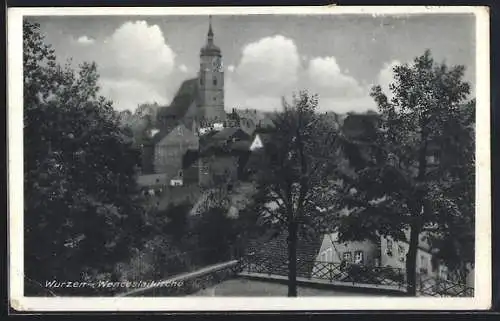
[198, 16, 226, 125]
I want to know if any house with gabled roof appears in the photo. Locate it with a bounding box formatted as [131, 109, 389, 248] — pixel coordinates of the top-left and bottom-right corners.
[153, 123, 199, 180]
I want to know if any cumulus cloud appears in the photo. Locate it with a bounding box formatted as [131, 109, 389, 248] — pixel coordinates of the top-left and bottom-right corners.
[104, 20, 176, 80]
[375, 60, 402, 101]
[76, 35, 95, 45]
[306, 56, 365, 98]
[225, 35, 301, 112]
[225, 78, 282, 112]
[302, 56, 378, 113]
[90, 24, 390, 114]
[225, 35, 378, 113]
[99, 78, 170, 112]
[232, 35, 301, 96]
[94, 20, 177, 111]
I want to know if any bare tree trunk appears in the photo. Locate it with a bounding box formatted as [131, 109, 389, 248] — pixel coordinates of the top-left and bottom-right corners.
[406, 222, 420, 296]
[287, 220, 298, 297]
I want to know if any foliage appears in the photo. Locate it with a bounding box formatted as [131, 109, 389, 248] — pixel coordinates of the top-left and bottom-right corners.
[23, 21, 148, 288]
[117, 103, 160, 148]
[337, 50, 475, 295]
[190, 206, 239, 264]
[157, 201, 192, 243]
[114, 235, 192, 283]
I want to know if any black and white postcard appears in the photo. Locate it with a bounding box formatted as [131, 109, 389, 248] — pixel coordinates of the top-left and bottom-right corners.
[8, 6, 491, 311]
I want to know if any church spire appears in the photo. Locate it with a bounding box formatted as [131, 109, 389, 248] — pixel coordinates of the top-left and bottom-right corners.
[200, 15, 220, 56]
[207, 15, 214, 44]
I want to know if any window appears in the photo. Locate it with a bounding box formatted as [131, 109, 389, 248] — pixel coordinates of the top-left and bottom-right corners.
[343, 252, 352, 263]
[386, 239, 393, 256]
[200, 77, 204, 86]
[354, 251, 364, 264]
[213, 77, 217, 86]
[178, 170, 183, 178]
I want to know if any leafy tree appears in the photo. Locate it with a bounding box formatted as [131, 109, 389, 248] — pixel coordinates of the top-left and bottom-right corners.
[250, 92, 342, 296]
[426, 101, 475, 282]
[23, 21, 147, 290]
[160, 201, 192, 243]
[337, 50, 475, 295]
[190, 206, 238, 264]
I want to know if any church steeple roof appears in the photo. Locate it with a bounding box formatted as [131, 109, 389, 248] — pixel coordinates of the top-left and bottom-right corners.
[208, 15, 214, 40]
[201, 15, 221, 56]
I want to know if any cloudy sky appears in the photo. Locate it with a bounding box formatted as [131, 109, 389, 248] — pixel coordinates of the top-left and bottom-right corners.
[28, 14, 476, 113]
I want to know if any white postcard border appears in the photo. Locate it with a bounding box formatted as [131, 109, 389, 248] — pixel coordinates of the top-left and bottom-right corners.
[8, 5, 491, 311]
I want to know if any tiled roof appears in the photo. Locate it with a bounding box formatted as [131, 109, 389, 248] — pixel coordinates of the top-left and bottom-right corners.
[211, 127, 242, 141]
[246, 230, 323, 277]
[200, 128, 251, 153]
[153, 78, 199, 144]
[157, 78, 198, 119]
[149, 123, 183, 145]
[231, 140, 252, 152]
